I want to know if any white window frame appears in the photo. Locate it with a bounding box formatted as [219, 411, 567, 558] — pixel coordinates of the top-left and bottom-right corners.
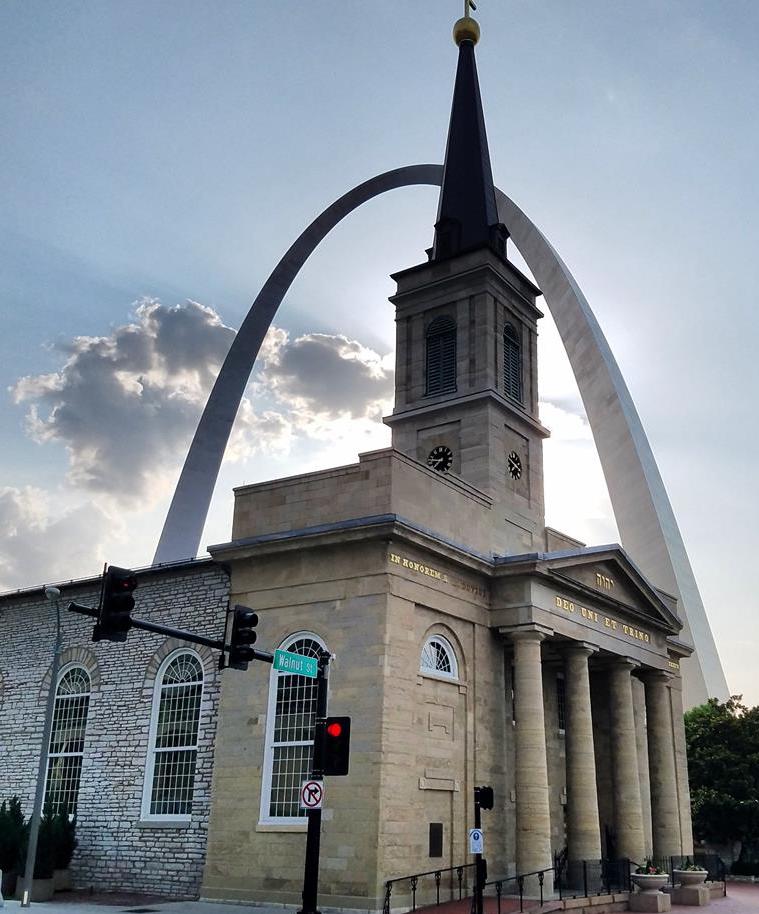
[259, 631, 327, 827]
[43, 663, 91, 813]
[420, 634, 459, 681]
[141, 649, 204, 824]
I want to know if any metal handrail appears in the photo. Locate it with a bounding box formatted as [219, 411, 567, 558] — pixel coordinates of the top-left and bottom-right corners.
[384, 862, 476, 914]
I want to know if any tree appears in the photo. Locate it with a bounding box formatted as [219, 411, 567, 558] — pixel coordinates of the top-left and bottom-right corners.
[685, 696, 759, 871]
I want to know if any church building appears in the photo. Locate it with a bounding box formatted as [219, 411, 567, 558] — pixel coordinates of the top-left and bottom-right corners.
[0, 12, 696, 911]
[198, 14, 694, 910]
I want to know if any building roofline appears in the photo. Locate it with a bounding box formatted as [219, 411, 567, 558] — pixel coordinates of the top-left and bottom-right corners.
[0, 555, 218, 602]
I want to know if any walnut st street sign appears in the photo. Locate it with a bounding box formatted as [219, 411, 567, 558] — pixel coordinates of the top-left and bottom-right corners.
[273, 649, 318, 678]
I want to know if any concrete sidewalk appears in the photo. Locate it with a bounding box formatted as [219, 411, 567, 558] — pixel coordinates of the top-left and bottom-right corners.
[1, 883, 757, 914]
[0, 896, 290, 914]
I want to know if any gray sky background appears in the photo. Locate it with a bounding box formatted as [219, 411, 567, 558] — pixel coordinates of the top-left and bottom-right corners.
[1, 1, 757, 703]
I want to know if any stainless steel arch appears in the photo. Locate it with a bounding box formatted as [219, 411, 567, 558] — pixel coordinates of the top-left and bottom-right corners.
[153, 163, 726, 706]
[153, 165, 443, 566]
[496, 191, 728, 706]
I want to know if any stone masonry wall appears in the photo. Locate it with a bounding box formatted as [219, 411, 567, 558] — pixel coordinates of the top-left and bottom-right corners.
[0, 561, 228, 898]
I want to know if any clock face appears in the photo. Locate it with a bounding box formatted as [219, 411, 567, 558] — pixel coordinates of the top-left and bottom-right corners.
[507, 451, 522, 480]
[427, 445, 453, 473]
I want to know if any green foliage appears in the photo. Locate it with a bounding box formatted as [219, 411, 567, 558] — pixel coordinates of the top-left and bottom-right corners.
[685, 696, 759, 857]
[51, 805, 77, 870]
[0, 796, 25, 872]
[5, 800, 78, 879]
[636, 857, 665, 875]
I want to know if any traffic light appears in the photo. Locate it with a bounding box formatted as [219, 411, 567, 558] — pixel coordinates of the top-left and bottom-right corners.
[321, 716, 351, 776]
[93, 566, 137, 642]
[228, 604, 258, 670]
[475, 785, 494, 810]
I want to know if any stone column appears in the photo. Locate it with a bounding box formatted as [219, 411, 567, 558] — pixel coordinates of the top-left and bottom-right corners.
[511, 628, 553, 891]
[632, 675, 653, 856]
[644, 671, 682, 858]
[608, 659, 646, 863]
[564, 644, 602, 861]
[668, 673, 694, 855]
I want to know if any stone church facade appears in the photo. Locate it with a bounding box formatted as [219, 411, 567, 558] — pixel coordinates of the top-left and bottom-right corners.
[0, 13, 696, 911]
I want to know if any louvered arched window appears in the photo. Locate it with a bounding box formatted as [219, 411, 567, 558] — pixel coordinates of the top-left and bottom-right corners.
[503, 322, 523, 402]
[44, 665, 91, 812]
[426, 316, 457, 395]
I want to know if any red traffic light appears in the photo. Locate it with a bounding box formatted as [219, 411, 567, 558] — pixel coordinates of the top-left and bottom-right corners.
[326, 721, 343, 738]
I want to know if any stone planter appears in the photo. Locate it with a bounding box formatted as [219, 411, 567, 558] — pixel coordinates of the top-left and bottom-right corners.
[673, 869, 707, 886]
[53, 867, 72, 891]
[15, 876, 55, 902]
[631, 873, 670, 893]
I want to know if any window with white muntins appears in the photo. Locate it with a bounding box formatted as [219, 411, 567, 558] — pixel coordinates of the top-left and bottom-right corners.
[44, 665, 91, 813]
[143, 650, 204, 821]
[420, 635, 459, 681]
[260, 633, 326, 825]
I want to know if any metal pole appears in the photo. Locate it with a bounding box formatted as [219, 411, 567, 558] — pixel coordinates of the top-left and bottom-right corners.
[473, 789, 483, 914]
[20, 594, 62, 907]
[298, 650, 330, 914]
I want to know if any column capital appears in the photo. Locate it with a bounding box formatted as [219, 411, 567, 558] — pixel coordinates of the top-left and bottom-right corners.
[609, 656, 641, 673]
[638, 667, 675, 685]
[563, 641, 599, 659]
[503, 624, 554, 643]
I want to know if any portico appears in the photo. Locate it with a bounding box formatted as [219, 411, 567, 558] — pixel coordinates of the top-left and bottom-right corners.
[495, 544, 694, 878]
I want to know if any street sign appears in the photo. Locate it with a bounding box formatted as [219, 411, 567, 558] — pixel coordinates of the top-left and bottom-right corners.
[274, 649, 318, 678]
[300, 780, 324, 810]
[469, 828, 484, 854]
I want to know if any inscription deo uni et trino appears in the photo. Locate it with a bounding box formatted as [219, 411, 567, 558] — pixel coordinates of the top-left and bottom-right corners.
[554, 595, 650, 643]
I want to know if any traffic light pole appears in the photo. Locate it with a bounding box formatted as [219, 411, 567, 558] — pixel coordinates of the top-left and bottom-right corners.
[67, 603, 274, 664]
[298, 650, 331, 914]
[473, 790, 484, 914]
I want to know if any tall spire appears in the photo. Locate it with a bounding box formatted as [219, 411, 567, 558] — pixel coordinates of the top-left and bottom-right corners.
[431, 10, 508, 263]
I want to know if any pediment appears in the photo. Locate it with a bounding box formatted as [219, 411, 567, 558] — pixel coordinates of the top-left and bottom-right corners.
[543, 546, 681, 635]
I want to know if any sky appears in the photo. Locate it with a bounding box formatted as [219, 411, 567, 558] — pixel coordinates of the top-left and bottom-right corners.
[0, 0, 757, 704]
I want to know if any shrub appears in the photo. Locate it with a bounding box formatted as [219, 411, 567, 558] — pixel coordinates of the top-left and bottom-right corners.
[0, 797, 25, 873]
[52, 806, 77, 870]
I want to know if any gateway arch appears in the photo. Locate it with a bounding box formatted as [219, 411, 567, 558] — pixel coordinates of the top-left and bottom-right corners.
[153, 163, 728, 707]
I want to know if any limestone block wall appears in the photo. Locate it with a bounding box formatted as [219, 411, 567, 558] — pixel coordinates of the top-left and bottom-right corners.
[202, 540, 390, 908]
[230, 448, 495, 556]
[0, 562, 227, 898]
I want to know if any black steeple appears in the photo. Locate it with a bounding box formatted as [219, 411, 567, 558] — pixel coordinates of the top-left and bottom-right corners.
[431, 27, 508, 263]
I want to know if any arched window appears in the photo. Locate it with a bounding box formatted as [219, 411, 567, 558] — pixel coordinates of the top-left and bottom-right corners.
[260, 633, 325, 824]
[420, 635, 459, 681]
[44, 665, 91, 813]
[503, 322, 523, 402]
[143, 650, 204, 820]
[426, 316, 457, 395]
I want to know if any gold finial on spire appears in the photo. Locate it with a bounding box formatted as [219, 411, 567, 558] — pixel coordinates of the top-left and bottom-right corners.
[454, 0, 480, 45]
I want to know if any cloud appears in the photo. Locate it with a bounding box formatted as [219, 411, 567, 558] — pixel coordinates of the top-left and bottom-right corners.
[260, 331, 394, 420]
[11, 301, 395, 501]
[0, 487, 113, 592]
[12, 299, 236, 499]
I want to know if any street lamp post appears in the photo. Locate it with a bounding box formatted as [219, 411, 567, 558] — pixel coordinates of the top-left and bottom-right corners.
[20, 586, 62, 907]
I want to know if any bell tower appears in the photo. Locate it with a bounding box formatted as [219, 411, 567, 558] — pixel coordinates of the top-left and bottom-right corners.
[384, 13, 549, 555]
